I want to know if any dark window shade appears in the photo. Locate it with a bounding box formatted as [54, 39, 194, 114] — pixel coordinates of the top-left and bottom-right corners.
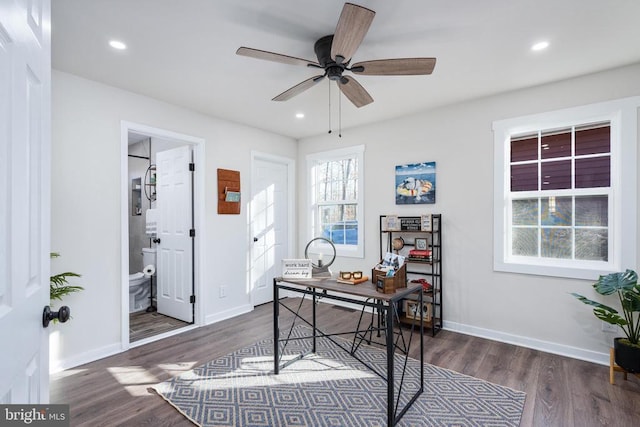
[511, 164, 538, 191]
[575, 125, 610, 155]
[511, 135, 538, 162]
[575, 156, 610, 188]
[541, 129, 571, 159]
[541, 160, 571, 190]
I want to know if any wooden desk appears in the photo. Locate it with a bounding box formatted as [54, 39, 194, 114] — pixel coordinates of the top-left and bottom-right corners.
[273, 277, 424, 427]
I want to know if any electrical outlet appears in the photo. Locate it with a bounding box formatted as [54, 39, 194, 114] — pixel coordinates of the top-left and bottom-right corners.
[601, 321, 618, 333]
[219, 286, 227, 298]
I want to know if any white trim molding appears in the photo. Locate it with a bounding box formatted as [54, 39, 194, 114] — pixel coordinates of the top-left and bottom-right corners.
[444, 320, 609, 366]
[493, 96, 639, 280]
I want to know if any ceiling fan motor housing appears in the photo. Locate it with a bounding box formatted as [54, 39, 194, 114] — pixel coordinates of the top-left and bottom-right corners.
[315, 35, 346, 80]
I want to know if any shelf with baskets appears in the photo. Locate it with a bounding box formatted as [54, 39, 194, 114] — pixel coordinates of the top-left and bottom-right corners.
[379, 214, 442, 336]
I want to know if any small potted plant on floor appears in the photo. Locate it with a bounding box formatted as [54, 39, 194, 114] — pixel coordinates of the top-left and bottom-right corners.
[572, 269, 640, 373]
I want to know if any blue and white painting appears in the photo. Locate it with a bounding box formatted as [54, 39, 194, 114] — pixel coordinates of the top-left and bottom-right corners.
[395, 162, 436, 205]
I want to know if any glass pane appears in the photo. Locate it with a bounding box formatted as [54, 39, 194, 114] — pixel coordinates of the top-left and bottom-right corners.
[541, 129, 571, 159]
[576, 229, 608, 261]
[318, 205, 358, 246]
[512, 228, 538, 256]
[541, 228, 572, 259]
[541, 196, 572, 226]
[541, 160, 571, 190]
[511, 135, 538, 162]
[575, 124, 610, 155]
[512, 199, 538, 225]
[315, 158, 358, 202]
[575, 196, 608, 226]
[575, 156, 610, 188]
[511, 163, 538, 191]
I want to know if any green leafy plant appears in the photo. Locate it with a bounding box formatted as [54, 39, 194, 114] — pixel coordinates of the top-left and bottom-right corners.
[50, 252, 83, 304]
[571, 269, 640, 345]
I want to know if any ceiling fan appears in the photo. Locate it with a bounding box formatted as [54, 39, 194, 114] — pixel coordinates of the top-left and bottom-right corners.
[236, 2, 436, 108]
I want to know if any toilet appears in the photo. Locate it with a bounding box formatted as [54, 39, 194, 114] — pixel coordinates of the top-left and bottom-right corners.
[128, 247, 156, 312]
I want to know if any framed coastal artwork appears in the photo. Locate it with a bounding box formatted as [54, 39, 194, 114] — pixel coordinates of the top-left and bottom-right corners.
[395, 162, 436, 205]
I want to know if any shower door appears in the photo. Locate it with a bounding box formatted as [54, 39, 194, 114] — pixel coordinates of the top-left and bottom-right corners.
[155, 145, 194, 322]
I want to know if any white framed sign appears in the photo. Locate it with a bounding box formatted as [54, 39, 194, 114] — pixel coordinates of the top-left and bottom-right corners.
[421, 214, 432, 232]
[383, 215, 401, 231]
[282, 259, 312, 279]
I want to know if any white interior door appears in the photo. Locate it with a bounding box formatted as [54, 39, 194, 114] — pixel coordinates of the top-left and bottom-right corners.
[250, 158, 289, 306]
[156, 145, 193, 322]
[0, 0, 51, 403]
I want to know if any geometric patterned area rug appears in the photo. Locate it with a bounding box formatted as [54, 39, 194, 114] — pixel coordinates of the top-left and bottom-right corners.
[153, 327, 525, 427]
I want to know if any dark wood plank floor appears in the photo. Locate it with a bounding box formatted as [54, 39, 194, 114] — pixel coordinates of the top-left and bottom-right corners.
[129, 310, 191, 342]
[51, 298, 640, 426]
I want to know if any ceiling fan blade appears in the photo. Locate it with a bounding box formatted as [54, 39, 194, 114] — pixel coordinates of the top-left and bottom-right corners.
[351, 58, 437, 75]
[236, 47, 320, 67]
[338, 76, 373, 108]
[272, 75, 325, 101]
[331, 3, 375, 64]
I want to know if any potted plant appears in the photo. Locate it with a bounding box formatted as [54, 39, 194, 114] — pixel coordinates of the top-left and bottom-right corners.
[50, 252, 83, 309]
[572, 269, 640, 373]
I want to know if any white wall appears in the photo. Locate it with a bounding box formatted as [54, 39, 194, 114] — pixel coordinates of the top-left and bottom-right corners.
[51, 62, 640, 370]
[297, 63, 640, 365]
[51, 70, 296, 370]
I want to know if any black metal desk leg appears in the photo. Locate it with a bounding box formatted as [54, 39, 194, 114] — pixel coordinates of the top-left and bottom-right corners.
[420, 290, 424, 389]
[312, 287, 317, 353]
[273, 278, 280, 375]
[386, 302, 394, 426]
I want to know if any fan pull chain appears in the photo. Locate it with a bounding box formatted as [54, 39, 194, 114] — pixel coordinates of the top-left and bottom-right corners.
[338, 90, 342, 138]
[328, 81, 332, 134]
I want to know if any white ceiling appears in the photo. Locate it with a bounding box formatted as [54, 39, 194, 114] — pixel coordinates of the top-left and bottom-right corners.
[52, 0, 640, 140]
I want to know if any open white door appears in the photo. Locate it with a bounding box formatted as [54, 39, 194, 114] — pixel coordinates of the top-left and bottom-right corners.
[0, 0, 51, 403]
[156, 145, 194, 322]
[250, 157, 289, 306]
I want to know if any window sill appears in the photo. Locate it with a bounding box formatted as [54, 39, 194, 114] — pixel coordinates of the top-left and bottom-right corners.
[494, 258, 617, 281]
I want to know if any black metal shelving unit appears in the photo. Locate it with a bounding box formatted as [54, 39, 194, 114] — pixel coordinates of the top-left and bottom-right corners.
[379, 214, 442, 336]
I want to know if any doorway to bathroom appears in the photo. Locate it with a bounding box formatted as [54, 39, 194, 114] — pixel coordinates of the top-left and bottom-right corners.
[122, 122, 204, 347]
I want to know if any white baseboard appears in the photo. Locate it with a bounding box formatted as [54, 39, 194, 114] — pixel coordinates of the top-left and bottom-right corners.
[51, 305, 255, 374]
[444, 320, 609, 366]
[205, 303, 254, 325]
[51, 303, 608, 374]
[49, 342, 122, 374]
[318, 297, 609, 366]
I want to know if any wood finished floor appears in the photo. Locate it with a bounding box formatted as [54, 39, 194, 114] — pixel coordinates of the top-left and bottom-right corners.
[129, 310, 191, 343]
[51, 298, 640, 426]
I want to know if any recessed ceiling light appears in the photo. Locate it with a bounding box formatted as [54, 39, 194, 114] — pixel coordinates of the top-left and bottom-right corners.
[531, 41, 549, 51]
[109, 40, 127, 50]
[295, 113, 305, 119]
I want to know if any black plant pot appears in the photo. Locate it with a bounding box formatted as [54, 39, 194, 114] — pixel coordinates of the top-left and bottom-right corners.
[614, 337, 640, 373]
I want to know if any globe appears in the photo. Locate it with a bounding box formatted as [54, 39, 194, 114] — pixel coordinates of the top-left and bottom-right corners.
[392, 236, 405, 251]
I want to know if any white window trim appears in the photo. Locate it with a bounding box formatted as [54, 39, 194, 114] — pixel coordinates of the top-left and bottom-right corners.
[493, 97, 639, 280]
[307, 145, 365, 258]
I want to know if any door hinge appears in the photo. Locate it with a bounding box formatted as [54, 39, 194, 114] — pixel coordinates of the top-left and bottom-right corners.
[190, 295, 196, 304]
[190, 229, 196, 237]
[189, 162, 195, 171]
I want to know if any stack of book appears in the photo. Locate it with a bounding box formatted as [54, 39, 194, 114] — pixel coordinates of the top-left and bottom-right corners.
[408, 249, 432, 262]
